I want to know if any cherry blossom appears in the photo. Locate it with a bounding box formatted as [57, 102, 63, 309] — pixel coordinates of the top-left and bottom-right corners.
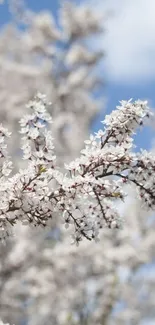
[0, 93, 153, 245]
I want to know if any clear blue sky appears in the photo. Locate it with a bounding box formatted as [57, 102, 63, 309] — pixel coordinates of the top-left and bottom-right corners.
[0, 0, 155, 152]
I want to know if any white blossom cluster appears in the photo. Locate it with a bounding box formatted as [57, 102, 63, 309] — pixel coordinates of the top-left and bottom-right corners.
[0, 93, 153, 244]
[0, 1, 104, 168]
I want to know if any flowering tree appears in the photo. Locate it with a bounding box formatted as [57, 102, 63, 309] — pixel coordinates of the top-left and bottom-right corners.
[0, 93, 155, 325]
[0, 1, 103, 165]
[0, 1, 107, 324]
[0, 1, 155, 325]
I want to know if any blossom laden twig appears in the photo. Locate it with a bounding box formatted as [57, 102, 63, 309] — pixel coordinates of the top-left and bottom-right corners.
[0, 93, 154, 244]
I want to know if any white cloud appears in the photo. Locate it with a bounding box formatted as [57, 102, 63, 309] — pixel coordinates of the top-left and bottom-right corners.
[92, 0, 155, 84]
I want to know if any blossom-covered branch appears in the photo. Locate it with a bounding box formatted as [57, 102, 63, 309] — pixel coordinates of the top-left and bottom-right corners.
[0, 93, 154, 244]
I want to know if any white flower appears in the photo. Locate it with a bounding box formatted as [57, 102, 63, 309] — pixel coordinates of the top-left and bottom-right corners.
[0, 94, 153, 242]
[2, 161, 12, 176]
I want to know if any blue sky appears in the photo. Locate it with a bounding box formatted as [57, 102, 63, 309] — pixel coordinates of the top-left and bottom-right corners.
[91, 0, 155, 152]
[1, 0, 155, 151]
